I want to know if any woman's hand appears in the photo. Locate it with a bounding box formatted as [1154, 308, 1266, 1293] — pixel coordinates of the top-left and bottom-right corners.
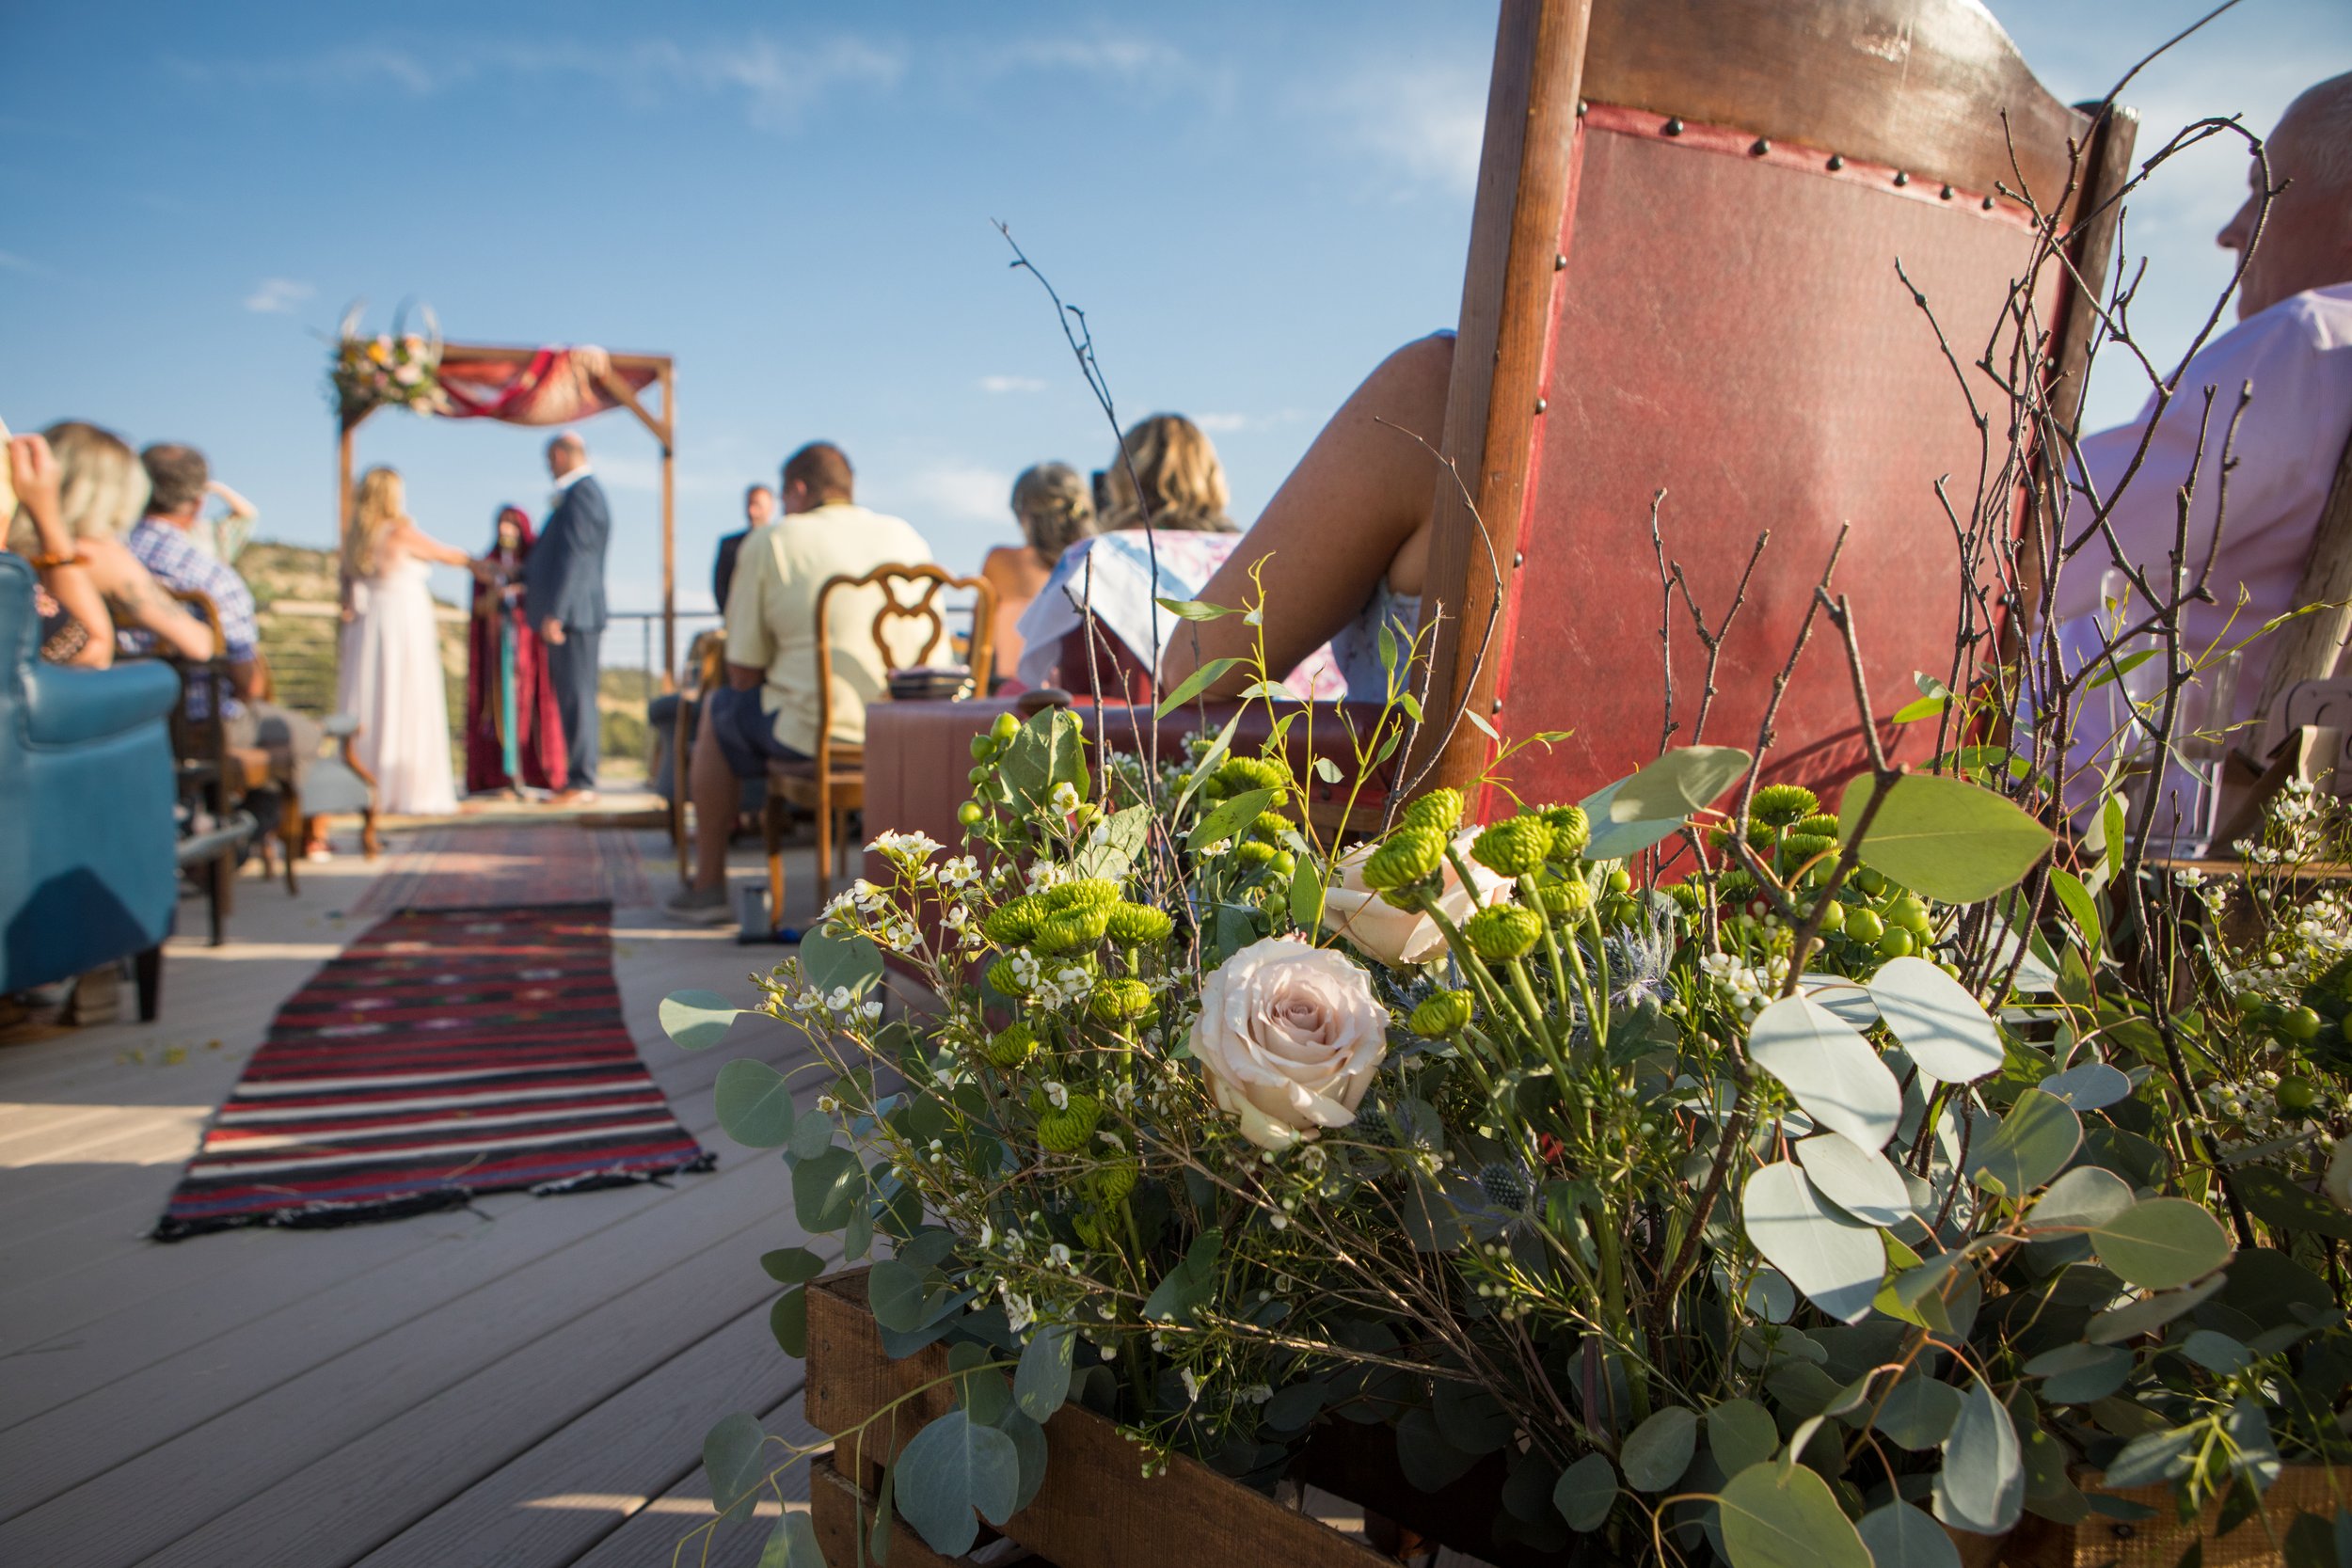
[8, 435, 67, 551]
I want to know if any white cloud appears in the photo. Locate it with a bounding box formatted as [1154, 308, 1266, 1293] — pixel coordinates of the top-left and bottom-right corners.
[987, 33, 1188, 78]
[1191, 412, 1250, 433]
[244, 277, 315, 314]
[978, 375, 1047, 394]
[893, 464, 1013, 525]
[1314, 62, 1486, 195]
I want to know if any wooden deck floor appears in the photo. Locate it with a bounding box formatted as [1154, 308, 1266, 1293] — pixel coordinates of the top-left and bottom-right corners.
[0, 824, 834, 1568]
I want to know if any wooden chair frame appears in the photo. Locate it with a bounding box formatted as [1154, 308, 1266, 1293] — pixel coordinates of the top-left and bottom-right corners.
[762, 564, 995, 921]
[672, 627, 727, 886]
[164, 590, 303, 894]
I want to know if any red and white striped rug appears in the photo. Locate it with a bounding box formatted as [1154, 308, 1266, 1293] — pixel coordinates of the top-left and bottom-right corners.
[154, 900, 711, 1240]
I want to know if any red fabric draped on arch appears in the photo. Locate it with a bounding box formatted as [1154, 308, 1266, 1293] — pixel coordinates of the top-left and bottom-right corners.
[433, 345, 660, 427]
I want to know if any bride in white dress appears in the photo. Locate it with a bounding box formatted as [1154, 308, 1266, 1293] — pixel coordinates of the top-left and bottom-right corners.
[338, 466, 474, 816]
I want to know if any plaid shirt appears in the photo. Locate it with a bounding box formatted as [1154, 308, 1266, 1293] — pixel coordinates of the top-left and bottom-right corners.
[124, 516, 261, 720]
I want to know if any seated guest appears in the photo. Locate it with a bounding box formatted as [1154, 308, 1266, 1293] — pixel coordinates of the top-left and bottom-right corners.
[10, 421, 215, 667]
[713, 483, 776, 613]
[4, 424, 116, 667]
[982, 462, 1096, 684]
[650, 483, 780, 802]
[1098, 414, 1237, 535]
[2047, 71, 2352, 793]
[127, 440, 326, 849]
[668, 441, 933, 923]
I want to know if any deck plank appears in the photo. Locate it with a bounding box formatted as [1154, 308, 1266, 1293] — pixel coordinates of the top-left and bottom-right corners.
[564, 1390, 827, 1568]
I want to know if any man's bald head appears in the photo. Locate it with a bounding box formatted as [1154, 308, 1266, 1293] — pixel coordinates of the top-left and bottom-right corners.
[2219, 71, 2352, 320]
[546, 430, 587, 480]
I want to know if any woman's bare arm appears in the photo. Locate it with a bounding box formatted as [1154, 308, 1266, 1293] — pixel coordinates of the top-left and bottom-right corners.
[86, 539, 216, 660]
[1160, 333, 1453, 694]
[393, 521, 476, 569]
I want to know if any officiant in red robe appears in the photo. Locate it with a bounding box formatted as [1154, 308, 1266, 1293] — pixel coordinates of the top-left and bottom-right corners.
[465, 505, 569, 795]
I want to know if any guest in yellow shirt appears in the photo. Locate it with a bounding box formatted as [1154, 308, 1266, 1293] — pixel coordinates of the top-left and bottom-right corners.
[670, 442, 932, 922]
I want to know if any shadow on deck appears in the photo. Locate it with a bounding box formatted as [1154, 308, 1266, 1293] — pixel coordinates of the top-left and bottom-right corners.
[0, 811, 830, 1568]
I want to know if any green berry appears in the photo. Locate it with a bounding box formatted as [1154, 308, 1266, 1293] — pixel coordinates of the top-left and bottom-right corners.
[1854, 868, 1887, 897]
[1845, 908, 1884, 943]
[1362, 825, 1446, 890]
[1268, 849, 1297, 878]
[970, 733, 995, 760]
[2280, 1006, 2324, 1045]
[1814, 899, 1846, 933]
[2277, 1076, 2321, 1116]
[968, 765, 990, 784]
[987, 1022, 1037, 1069]
[1408, 989, 1474, 1037]
[1104, 902, 1173, 946]
[1607, 868, 1633, 895]
[1539, 804, 1591, 860]
[1402, 787, 1464, 834]
[1472, 815, 1554, 877]
[1089, 978, 1153, 1024]
[991, 711, 1021, 742]
[957, 801, 987, 829]
[1463, 904, 1543, 961]
[1877, 928, 1915, 959]
[1751, 784, 1821, 828]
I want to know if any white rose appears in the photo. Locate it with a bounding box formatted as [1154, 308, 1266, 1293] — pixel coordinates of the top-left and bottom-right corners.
[1190, 936, 1388, 1151]
[2326, 1137, 2352, 1214]
[1318, 830, 1512, 966]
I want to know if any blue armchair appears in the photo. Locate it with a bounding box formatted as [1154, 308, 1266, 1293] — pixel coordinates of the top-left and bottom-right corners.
[0, 554, 181, 1020]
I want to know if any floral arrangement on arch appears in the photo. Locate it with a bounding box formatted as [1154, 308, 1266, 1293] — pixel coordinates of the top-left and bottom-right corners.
[659, 590, 2352, 1568]
[327, 302, 445, 426]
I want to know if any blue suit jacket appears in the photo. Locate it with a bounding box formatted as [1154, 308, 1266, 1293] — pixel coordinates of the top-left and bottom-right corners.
[526, 474, 611, 633]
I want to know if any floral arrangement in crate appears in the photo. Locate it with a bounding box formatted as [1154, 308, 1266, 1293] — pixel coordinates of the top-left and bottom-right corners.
[660, 600, 2352, 1568]
[327, 303, 445, 427]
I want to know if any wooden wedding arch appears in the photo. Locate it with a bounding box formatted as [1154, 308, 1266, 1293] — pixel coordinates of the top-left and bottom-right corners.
[333, 340, 680, 677]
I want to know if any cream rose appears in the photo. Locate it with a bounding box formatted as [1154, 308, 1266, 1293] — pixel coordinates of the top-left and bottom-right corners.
[2326, 1137, 2352, 1214]
[1319, 831, 1512, 966]
[1190, 936, 1388, 1151]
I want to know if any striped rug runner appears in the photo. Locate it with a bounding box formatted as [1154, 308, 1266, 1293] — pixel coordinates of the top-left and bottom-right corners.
[154, 900, 712, 1241]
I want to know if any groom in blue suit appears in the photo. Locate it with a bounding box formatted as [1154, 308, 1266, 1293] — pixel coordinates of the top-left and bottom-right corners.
[525, 430, 610, 800]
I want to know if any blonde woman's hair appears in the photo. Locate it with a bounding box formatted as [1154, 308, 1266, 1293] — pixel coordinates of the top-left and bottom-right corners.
[1100, 414, 1233, 533]
[1009, 462, 1097, 562]
[345, 466, 408, 579]
[8, 420, 150, 554]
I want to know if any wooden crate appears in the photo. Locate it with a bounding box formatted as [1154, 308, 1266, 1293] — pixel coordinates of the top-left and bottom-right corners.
[805, 1268, 1391, 1568]
[807, 1268, 2339, 1568]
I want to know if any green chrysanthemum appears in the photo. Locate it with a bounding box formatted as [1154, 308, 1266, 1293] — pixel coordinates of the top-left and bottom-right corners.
[1216, 755, 1290, 798]
[1072, 1212, 1108, 1248]
[1796, 814, 1843, 840]
[1104, 902, 1173, 946]
[1708, 820, 1778, 852]
[1402, 787, 1464, 834]
[1038, 1094, 1103, 1154]
[1362, 825, 1446, 890]
[1092, 1161, 1139, 1204]
[1715, 870, 1759, 910]
[986, 1022, 1037, 1069]
[1042, 879, 1120, 912]
[1408, 989, 1474, 1037]
[1539, 804, 1592, 860]
[1035, 905, 1113, 953]
[1472, 815, 1554, 877]
[1665, 881, 1705, 914]
[1249, 811, 1293, 843]
[1779, 832, 1837, 868]
[1233, 841, 1278, 867]
[982, 894, 1051, 946]
[1751, 784, 1822, 828]
[986, 956, 1032, 998]
[1529, 864, 1594, 920]
[1464, 904, 1543, 961]
[1089, 977, 1154, 1024]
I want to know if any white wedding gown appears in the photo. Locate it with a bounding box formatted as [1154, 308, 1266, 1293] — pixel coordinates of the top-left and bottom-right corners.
[338, 551, 458, 816]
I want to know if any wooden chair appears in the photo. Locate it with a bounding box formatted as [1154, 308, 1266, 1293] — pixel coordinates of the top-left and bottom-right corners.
[762, 566, 995, 921]
[157, 592, 254, 943]
[163, 590, 302, 890]
[1400, 0, 2134, 816]
[672, 627, 726, 886]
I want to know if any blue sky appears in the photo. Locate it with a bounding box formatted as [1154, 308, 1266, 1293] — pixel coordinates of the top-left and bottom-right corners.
[4, 0, 2339, 653]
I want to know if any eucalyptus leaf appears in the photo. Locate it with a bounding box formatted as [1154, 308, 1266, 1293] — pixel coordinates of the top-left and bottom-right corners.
[2040, 1061, 2132, 1112]
[868, 1258, 935, 1333]
[1620, 1406, 1699, 1492]
[760, 1245, 827, 1286]
[1838, 773, 2053, 905]
[2024, 1342, 2131, 1404]
[1607, 746, 1752, 822]
[2234, 1164, 2352, 1243]
[1708, 1399, 1779, 1477]
[1718, 1461, 1873, 1568]
[1552, 1451, 1618, 1532]
[703, 1411, 767, 1514]
[792, 1146, 865, 1233]
[1966, 1090, 2081, 1197]
[998, 1408, 1049, 1513]
[1870, 1379, 1963, 1450]
[802, 926, 884, 997]
[1795, 1132, 1914, 1227]
[790, 1107, 836, 1164]
[2030, 1165, 2136, 1231]
[769, 1285, 809, 1356]
[1746, 996, 1901, 1150]
[1142, 1228, 1224, 1324]
[2099, 1426, 2201, 1489]
[2087, 1274, 2228, 1343]
[1395, 1406, 1479, 1492]
[1867, 957, 2004, 1085]
[1743, 1162, 1886, 1323]
[756, 1513, 821, 1568]
[2047, 867, 2104, 958]
[1013, 1324, 1074, 1422]
[2182, 1330, 2251, 1376]
[2090, 1198, 2233, 1291]
[660, 990, 746, 1052]
[893, 1408, 1020, 1555]
[1856, 1500, 1962, 1568]
[716, 1059, 799, 1148]
[1932, 1376, 2022, 1535]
